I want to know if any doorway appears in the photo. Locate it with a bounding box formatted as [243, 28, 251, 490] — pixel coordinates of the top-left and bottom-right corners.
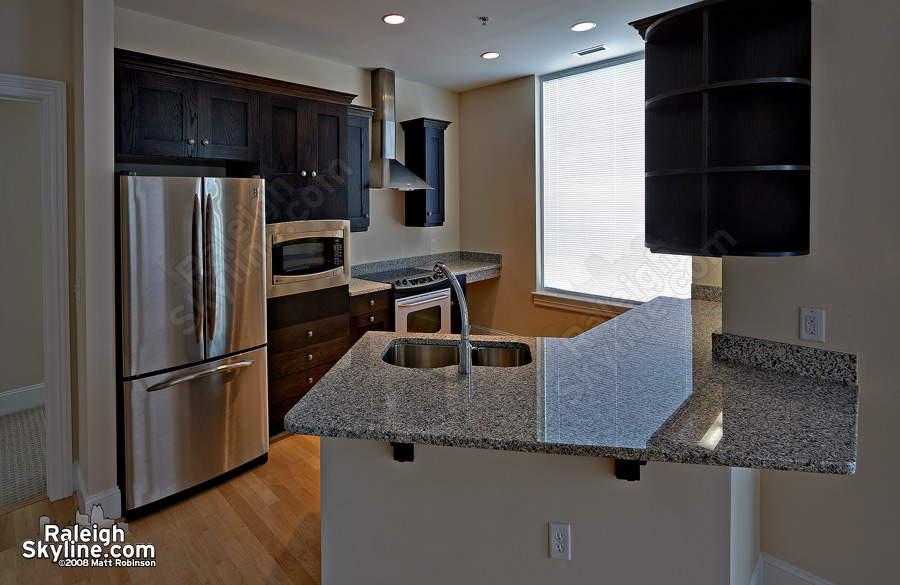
[0, 74, 71, 509]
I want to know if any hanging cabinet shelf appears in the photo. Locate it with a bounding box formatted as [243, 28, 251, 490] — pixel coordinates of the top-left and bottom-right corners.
[632, 0, 811, 257]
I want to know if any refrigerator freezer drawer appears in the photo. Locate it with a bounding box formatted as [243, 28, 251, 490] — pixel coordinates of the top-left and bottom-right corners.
[123, 347, 269, 510]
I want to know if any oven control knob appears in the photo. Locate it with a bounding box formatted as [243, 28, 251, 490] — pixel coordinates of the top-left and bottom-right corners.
[401, 279, 409, 285]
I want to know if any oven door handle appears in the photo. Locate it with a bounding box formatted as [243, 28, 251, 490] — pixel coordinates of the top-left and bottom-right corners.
[396, 290, 451, 309]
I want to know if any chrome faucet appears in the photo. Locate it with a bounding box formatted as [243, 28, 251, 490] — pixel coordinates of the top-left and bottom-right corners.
[434, 262, 472, 374]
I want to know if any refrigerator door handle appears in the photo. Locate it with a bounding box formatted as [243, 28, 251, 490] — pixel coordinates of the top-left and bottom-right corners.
[205, 193, 217, 342]
[145, 360, 255, 393]
[192, 194, 204, 344]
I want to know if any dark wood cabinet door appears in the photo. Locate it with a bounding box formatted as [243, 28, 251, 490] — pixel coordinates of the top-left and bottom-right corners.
[116, 68, 197, 157]
[259, 93, 308, 222]
[422, 128, 445, 225]
[346, 114, 370, 231]
[307, 101, 348, 189]
[400, 118, 450, 227]
[197, 82, 258, 161]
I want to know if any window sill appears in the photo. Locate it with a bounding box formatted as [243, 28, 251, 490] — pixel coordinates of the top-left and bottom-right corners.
[532, 290, 638, 319]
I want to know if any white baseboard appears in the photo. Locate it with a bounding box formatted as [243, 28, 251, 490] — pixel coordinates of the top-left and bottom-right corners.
[73, 461, 122, 521]
[752, 553, 837, 585]
[0, 383, 46, 416]
[471, 325, 516, 336]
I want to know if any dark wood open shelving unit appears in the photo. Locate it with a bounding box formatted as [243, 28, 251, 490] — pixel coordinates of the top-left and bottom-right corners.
[634, 0, 811, 257]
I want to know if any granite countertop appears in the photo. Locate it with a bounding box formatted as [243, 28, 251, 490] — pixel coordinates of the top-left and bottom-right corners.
[348, 251, 502, 296]
[284, 297, 858, 474]
[348, 278, 392, 297]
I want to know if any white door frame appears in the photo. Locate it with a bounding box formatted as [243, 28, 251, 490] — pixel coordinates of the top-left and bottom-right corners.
[0, 73, 72, 501]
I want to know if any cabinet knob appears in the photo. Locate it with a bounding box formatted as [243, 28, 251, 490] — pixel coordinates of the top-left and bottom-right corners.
[311, 171, 317, 178]
[301, 171, 307, 177]
[187, 138, 195, 145]
[307, 330, 313, 337]
[307, 377, 314, 384]
[369, 316, 375, 323]
[363, 213, 369, 219]
[369, 299, 375, 306]
[307, 354, 314, 361]
[426, 211, 432, 216]
[201, 138, 210, 146]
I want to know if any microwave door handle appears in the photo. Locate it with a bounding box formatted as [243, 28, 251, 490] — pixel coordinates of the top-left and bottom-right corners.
[192, 194, 204, 344]
[397, 291, 451, 309]
[271, 230, 340, 245]
[205, 193, 217, 342]
[145, 360, 255, 392]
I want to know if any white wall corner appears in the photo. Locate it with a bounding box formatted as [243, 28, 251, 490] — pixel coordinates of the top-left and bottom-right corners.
[748, 553, 764, 585]
[756, 553, 838, 585]
[73, 461, 121, 520]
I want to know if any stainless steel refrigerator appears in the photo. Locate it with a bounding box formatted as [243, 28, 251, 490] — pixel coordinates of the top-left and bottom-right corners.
[119, 175, 268, 513]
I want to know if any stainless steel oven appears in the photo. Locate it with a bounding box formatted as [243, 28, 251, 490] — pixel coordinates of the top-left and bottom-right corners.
[266, 220, 350, 298]
[395, 288, 452, 334]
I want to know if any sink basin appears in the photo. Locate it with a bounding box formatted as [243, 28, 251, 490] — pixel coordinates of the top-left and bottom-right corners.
[382, 341, 532, 369]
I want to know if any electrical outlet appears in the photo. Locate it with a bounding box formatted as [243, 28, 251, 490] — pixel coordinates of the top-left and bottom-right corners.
[548, 522, 571, 560]
[800, 307, 825, 342]
[430, 239, 436, 251]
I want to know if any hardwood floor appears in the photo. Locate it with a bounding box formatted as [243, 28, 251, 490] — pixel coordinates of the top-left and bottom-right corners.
[0, 434, 322, 585]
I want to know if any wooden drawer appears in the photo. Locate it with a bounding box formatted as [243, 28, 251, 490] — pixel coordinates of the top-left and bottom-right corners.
[268, 360, 337, 404]
[351, 309, 388, 344]
[268, 314, 349, 355]
[268, 336, 349, 379]
[350, 290, 390, 316]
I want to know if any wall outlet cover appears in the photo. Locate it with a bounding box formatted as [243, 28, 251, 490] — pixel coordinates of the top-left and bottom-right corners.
[549, 522, 571, 560]
[800, 307, 825, 342]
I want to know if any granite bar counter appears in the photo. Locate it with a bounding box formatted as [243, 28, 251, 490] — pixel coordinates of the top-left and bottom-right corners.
[285, 296, 858, 474]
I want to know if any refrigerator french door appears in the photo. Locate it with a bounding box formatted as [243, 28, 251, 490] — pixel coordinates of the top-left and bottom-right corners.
[119, 175, 268, 512]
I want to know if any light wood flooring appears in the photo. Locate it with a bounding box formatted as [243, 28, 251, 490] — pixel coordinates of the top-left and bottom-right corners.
[0, 434, 322, 585]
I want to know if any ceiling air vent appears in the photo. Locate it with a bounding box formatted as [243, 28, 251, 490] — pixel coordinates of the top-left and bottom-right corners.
[572, 44, 607, 57]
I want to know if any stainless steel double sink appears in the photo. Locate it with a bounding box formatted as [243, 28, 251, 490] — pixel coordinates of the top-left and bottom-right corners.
[382, 340, 532, 369]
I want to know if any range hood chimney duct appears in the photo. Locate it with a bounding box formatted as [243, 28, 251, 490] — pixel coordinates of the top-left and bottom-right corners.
[369, 68, 433, 190]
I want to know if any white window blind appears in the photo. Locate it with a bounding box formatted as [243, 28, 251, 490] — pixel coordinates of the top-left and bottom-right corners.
[542, 57, 690, 303]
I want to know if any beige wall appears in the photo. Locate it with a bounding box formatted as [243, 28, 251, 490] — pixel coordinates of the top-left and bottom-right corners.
[113, 7, 460, 266]
[1, 0, 78, 452]
[459, 76, 611, 337]
[73, 0, 116, 506]
[0, 100, 44, 394]
[322, 437, 758, 585]
[722, 0, 900, 582]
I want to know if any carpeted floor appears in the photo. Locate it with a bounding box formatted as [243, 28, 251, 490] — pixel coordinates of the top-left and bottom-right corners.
[0, 405, 46, 510]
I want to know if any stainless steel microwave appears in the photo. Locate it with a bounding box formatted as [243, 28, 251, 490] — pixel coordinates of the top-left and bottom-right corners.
[265, 220, 350, 298]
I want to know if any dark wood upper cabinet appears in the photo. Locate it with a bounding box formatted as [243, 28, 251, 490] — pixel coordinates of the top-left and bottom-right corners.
[116, 68, 258, 161]
[116, 68, 197, 157]
[634, 0, 811, 257]
[197, 82, 259, 161]
[347, 105, 374, 232]
[400, 118, 451, 227]
[259, 93, 349, 223]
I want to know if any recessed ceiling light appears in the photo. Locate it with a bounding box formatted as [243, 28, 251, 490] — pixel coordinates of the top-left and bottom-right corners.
[481, 51, 501, 60]
[571, 22, 597, 32]
[382, 14, 406, 25]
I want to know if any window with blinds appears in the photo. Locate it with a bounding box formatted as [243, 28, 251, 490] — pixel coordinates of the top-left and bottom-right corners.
[541, 56, 691, 304]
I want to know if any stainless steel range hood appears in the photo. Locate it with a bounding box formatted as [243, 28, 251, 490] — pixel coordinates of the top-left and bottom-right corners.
[369, 68, 433, 191]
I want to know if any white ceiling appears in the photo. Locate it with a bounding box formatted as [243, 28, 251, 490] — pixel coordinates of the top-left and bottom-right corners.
[115, 0, 693, 92]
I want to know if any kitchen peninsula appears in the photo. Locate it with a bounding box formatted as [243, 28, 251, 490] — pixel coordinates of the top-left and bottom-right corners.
[285, 295, 857, 584]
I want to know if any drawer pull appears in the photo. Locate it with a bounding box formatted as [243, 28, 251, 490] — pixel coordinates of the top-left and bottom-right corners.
[369, 316, 376, 323]
[307, 377, 314, 384]
[307, 354, 314, 361]
[307, 330, 313, 337]
[369, 299, 376, 306]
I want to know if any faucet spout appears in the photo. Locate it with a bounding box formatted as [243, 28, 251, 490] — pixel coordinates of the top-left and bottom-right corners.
[434, 262, 472, 374]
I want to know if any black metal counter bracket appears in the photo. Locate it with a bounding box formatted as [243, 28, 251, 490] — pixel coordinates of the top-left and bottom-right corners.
[615, 459, 647, 481]
[391, 442, 414, 462]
